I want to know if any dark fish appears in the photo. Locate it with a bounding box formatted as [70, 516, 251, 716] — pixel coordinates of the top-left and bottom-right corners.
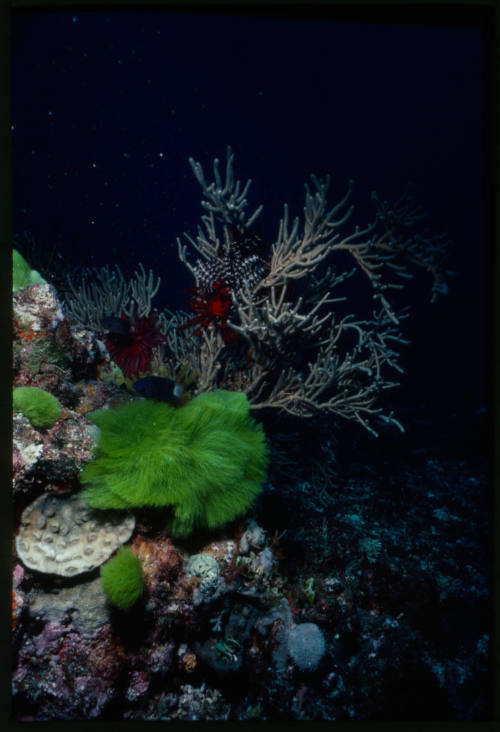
[133, 376, 184, 402]
[101, 316, 134, 348]
[101, 316, 131, 335]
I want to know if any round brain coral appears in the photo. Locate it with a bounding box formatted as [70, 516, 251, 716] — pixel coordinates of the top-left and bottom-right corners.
[80, 390, 268, 537]
[13, 386, 62, 428]
[288, 623, 326, 671]
[100, 546, 144, 610]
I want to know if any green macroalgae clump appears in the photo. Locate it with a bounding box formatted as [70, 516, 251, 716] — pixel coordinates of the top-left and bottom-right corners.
[13, 386, 62, 429]
[80, 390, 269, 537]
[100, 546, 144, 610]
[13, 249, 47, 291]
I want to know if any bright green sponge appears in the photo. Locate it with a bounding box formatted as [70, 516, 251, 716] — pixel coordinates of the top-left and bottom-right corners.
[80, 390, 269, 537]
[13, 386, 62, 428]
[100, 546, 144, 610]
[13, 249, 47, 291]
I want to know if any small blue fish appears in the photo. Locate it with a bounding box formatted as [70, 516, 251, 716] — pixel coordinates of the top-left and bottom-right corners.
[133, 376, 184, 403]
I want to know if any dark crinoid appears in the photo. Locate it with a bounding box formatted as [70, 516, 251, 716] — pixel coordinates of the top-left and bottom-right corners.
[103, 311, 165, 378]
[193, 223, 268, 296]
[181, 223, 269, 344]
[179, 279, 239, 345]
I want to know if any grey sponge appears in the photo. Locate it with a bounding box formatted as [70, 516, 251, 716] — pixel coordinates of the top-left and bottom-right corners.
[288, 622, 326, 671]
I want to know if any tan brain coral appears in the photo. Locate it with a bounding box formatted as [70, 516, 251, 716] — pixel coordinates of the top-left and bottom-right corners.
[15, 493, 135, 577]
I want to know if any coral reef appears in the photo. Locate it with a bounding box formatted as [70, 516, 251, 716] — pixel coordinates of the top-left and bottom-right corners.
[11, 157, 487, 722]
[12, 452, 489, 720]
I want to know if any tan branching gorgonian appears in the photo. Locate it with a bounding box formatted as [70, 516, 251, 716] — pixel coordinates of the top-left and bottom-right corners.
[176, 148, 451, 436]
[65, 263, 160, 329]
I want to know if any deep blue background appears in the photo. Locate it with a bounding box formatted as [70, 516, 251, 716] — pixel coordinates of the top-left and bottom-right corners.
[11, 10, 487, 438]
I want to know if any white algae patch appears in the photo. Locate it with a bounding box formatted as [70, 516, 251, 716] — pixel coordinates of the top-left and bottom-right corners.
[29, 577, 110, 634]
[185, 553, 219, 594]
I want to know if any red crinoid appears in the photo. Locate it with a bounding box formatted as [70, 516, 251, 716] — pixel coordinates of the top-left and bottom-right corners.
[104, 311, 164, 378]
[179, 278, 239, 345]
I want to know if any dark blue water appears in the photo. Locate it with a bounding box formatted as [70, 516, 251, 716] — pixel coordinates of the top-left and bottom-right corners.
[11, 10, 486, 441]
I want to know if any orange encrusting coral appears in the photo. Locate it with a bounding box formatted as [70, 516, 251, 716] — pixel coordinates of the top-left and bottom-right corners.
[17, 329, 45, 342]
